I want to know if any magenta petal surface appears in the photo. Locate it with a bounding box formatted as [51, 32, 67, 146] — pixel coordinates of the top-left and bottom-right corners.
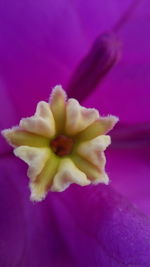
[0, 157, 26, 267]
[84, 0, 150, 124]
[1, 0, 150, 123]
[0, 156, 150, 267]
[0, 0, 150, 266]
[107, 147, 150, 216]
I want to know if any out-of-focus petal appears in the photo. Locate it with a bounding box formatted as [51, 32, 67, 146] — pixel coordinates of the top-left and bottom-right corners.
[0, 0, 142, 121]
[107, 147, 150, 215]
[0, 155, 150, 266]
[111, 122, 150, 149]
[84, 0, 150, 124]
[0, 79, 19, 154]
[0, 156, 27, 267]
[59, 184, 150, 266]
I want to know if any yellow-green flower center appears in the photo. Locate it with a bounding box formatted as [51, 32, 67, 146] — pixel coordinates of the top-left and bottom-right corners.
[1, 85, 119, 201]
[50, 135, 74, 157]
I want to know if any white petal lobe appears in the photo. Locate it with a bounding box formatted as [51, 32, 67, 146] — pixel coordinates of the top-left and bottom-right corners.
[65, 99, 99, 135]
[14, 146, 50, 180]
[20, 101, 55, 138]
[50, 85, 67, 104]
[51, 158, 90, 192]
[77, 135, 111, 170]
[29, 183, 47, 202]
[92, 172, 109, 185]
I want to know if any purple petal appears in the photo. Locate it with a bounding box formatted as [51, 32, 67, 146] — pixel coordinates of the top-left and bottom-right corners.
[60, 185, 150, 266]
[111, 122, 150, 149]
[0, 0, 144, 120]
[107, 147, 150, 215]
[0, 155, 150, 266]
[84, 0, 150, 123]
[0, 155, 27, 267]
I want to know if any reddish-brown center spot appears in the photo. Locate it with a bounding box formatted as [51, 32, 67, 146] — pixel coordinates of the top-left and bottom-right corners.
[50, 135, 74, 157]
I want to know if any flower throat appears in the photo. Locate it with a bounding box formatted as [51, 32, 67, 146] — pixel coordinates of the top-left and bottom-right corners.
[50, 135, 74, 157]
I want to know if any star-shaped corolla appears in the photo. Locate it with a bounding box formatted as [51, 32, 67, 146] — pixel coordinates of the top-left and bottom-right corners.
[2, 85, 118, 201]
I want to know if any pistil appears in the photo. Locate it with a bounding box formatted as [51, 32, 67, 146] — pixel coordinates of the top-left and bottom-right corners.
[50, 135, 74, 157]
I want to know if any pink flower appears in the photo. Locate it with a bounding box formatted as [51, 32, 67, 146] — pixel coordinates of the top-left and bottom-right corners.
[0, 0, 150, 266]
